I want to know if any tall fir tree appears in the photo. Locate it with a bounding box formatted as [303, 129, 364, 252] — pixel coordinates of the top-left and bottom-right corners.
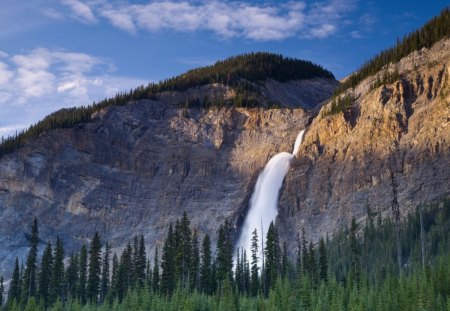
[318, 237, 328, 283]
[200, 234, 213, 294]
[216, 220, 233, 285]
[250, 229, 259, 296]
[281, 242, 288, 279]
[136, 236, 146, 288]
[152, 247, 160, 294]
[65, 253, 79, 299]
[145, 259, 152, 290]
[8, 258, 21, 305]
[308, 241, 317, 287]
[349, 218, 360, 284]
[243, 250, 250, 295]
[0, 276, 4, 308]
[49, 235, 65, 305]
[264, 221, 280, 293]
[161, 224, 176, 295]
[100, 242, 111, 303]
[87, 232, 102, 303]
[78, 244, 88, 303]
[37, 242, 53, 307]
[21, 218, 39, 304]
[190, 230, 200, 291]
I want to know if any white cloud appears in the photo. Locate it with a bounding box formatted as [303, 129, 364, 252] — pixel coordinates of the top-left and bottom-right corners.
[61, 0, 97, 24]
[41, 7, 65, 20]
[58, 0, 355, 41]
[0, 48, 146, 138]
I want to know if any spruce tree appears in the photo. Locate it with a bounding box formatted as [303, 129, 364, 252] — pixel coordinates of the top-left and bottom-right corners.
[152, 247, 160, 293]
[78, 244, 88, 303]
[200, 234, 212, 294]
[264, 221, 280, 293]
[38, 242, 53, 307]
[100, 242, 110, 303]
[8, 257, 21, 305]
[0, 276, 4, 308]
[161, 224, 176, 295]
[350, 218, 360, 284]
[49, 235, 65, 305]
[250, 229, 259, 296]
[318, 237, 328, 283]
[65, 253, 79, 299]
[136, 236, 146, 288]
[308, 241, 317, 287]
[87, 232, 102, 303]
[190, 231, 200, 291]
[216, 220, 233, 285]
[21, 218, 39, 304]
[243, 250, 250, 295]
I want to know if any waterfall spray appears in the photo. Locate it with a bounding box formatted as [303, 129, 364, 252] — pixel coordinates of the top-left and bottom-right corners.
[235, 130, 305, 265]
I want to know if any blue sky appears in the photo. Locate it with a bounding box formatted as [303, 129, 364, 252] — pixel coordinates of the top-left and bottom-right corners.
[0, 0, 448, 138]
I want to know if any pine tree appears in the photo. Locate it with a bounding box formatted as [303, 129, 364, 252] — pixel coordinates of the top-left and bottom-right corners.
[100, 242, 111, 303]
[152, 246, 160, 293]
[319, 237, 328, 283]
[243, 250, 250, 296]
[136, 236, 146, 288]
[87, 232, 102, 303]
[250, 229, 259, 296]
[78, 244, 88, 303]
[216, 220, 233, 285]
[200, 234, 212, 294]
[0, 276, 4, 308]
[8, 257, 21, 305]
[190, 230, 200, 291]
[38, 242, 53, 307]
[21, 218, 39, 304]
[161, 224, 176, 295]
[301, 228, 308, 276]
[152, 247, 160, 294]
[308, 241, 317, 287]
[65, 253, 79, 299]
[117, 244, 132, 302]
[49, 235, 65, 305]
[264, 222, 280, 293]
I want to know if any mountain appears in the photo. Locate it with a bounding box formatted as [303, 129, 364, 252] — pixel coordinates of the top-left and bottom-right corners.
[0, 12, 450, 281]
[0, 54, 337, 277]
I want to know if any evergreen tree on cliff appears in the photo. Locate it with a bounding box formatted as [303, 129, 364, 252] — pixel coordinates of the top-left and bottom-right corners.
[49, 235, 65, 305]
[250, 229, 259, 296]
[161, 224, 176, 295]
[264, 221, 280, 293]
[8, 258, 21, 305]
[152, 247, 160, 293]
[100, 241, 110, 303]
[37, 242, 53, 307]
[200, 234, 213, 294]
[87, 232, 102, 303]
[78, 244, 88, 303]
[216, 220, 233, 285]
[21, 218, 39, 304]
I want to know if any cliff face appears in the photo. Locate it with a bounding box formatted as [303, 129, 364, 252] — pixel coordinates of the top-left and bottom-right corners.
[0, 78, 339, 276]
[278, 39, 450, 252]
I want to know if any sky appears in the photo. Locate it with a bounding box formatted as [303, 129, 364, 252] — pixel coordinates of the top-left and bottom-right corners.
[0, 0, 448, 139]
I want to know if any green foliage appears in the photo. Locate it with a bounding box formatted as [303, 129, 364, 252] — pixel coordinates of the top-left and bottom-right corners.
[37, 242, 53, 308]
[87, 232, 102, 303]
[335, 7, 450, 96]
[4, 197, 450, 310]
[49, 236, 64, 306]
[21, 218, 39, 305]
[324, 93, 355, 116]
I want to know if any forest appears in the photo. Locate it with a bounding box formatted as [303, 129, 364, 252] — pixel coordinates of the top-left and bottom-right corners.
[334, 7, 450, 95]
[1, 197, 450, 310]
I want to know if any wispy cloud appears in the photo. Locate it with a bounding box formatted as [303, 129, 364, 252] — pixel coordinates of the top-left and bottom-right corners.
[58, 0, 356, 41]
[0, 48, 146, 138]
[61, 0, 97, 24]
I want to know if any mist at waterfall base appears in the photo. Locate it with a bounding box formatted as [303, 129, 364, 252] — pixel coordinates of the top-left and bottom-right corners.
[235, 130, 305, 265]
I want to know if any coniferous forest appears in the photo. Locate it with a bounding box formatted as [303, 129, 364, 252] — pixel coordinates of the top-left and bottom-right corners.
[0, 198, 449, 310]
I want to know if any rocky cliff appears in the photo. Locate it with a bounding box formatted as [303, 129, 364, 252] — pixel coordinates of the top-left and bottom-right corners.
[0, 78, 337, 277]
[278, 39, 450, 252]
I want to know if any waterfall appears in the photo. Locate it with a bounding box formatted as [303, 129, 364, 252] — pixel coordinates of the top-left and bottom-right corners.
[235, 129, 305, 264]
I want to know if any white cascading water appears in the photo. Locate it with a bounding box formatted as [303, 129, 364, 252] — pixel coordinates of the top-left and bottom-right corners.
[235, 130, 305, 264]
